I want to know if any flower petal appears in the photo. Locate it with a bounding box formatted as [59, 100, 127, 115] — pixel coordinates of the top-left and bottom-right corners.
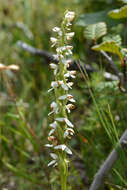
[45, 144, 53, 148]
[50, 153, 58, 159]
[64, 118, 74, 128]
[48, 160, 56, 167]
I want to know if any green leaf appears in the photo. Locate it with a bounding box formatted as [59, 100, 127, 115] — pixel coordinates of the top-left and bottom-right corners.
[120, 0, 127, 3]
[84, 22, 107, 40]
[121, 0, 127, 3]
[92, 41, 124, 60]
[103, 34, 122, 46]
[108, 5, 127, 19]
[75, 10, 121, 27]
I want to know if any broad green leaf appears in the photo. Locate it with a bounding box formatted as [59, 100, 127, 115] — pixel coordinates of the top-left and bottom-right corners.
[108, 5, 127, 19]
[75, 10, 122, 27]
[92, 41, 124, 60]
[120, 0, 127, 3]
[84, 22, 107, 40]
[103, 34, 122, 46]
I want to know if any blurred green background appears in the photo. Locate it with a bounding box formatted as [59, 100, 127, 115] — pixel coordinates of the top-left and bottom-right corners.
[0, 0, 127, 189]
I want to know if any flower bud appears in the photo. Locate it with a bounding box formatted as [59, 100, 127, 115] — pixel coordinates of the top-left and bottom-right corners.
[65, 11, 75, 22]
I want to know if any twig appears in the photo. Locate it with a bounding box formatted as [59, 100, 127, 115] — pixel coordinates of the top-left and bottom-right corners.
[100, 50, 121, 79]
[17, 40, 96, 73]
[89, 129, 127, 190]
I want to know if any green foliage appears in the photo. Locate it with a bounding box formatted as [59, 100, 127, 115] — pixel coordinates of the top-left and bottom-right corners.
[109, 5, 127, 19]
[1, 0, 127, 190]
[92, 41, 124, 60]
[103, 34, 122, 46]
[84, 22, 107, 41]
[75, 10, 121, 27]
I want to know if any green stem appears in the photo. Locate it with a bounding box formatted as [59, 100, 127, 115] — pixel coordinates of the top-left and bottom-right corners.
[59, 154, 68, 190]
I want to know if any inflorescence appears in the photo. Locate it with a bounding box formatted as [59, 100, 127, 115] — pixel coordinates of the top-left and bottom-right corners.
[45, 11, 76, 168]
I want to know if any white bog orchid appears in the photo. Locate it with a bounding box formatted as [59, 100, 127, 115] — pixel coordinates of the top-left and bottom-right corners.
[64, 128, 74, 138]
[65, 11, 75, 22]
[46, 11, 75, 170]
[54, 144, 72, 155]
[55, 117, 74, 128]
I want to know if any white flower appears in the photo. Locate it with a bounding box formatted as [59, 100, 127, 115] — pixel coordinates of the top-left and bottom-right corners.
[48, 81, 58, 93]
[64, 128, 74, 138]
[50, 121, 58, 128]
[66, 45, 73, 50]
[65, 104, 75, 113]
[50, 63, 58, 75]
[48, 153, 58, 167]
[65, 49, 72, 56]
[64, 70, 76, 78]
[50, 153, 58, 159]
[49, 121, 58, 136]
[64, 118, 74, 128]
[48, 160, 57, 167]
[67, 94, 76, 102]
[58, 94, 75, 102]
[61, 59, 72, 68]
[61, 83, 69, 91]
[56, 117, 74, 128]
[66, 32, 75, 41]
[48, 101, 59, 116]
[57, 80, 69, 91]
[67, 82, 74, 89]
[45, 144, 53, 148]
[52, 27, 61, 32]
[50, 37, 57, 47]
[7, 65, 19, 71]
[51, 81, 58, 88]
[54, 144, 72, 155]
[65, 11, 75, 22]
[53, 54, 59, 60]
[49, 129, 55, 136]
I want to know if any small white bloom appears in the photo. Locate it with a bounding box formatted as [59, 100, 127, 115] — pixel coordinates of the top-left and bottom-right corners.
[64, 70, 76, 78]
[61, 83, 69, 91]
[48, 101, 59, 115]
[66, 104, 75, 113]
[51, 81, 58, 88]
[49, 128, 55, 136]
[56, 117, 74, 128]
[64, 128, 74, 138]
[52, 27, 61, 32]
[45, 144, 53, 148]
[54, 144, 72, 155]
[53, 54, 59, 61]
[64, 118, 74, 128]
[50, 63, 58, 75]
[7, 64, 19, 71]
[65, 11, 75, 22]
[67, 82, 74, 89]
[48, 160, 57, 167]
[65, 49, 72, 56]
[50, 153, 58, 159]
[57, 80, 69, 91]
[0, 63, 6, 70]
[56, 46, 66, 54]
[50, 37, 57, 47]
[56, 117, 65, 122]
[66, 45, 73, 50]
[48, 81, 58, 93]
[67, 94, 75, 102]
[66, 32, 75, 41]
[50, 121, 58, 128]
[58, 94, 75, 102]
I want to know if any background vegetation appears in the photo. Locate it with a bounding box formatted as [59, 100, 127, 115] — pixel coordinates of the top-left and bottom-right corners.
[1, 0, 127, 189]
